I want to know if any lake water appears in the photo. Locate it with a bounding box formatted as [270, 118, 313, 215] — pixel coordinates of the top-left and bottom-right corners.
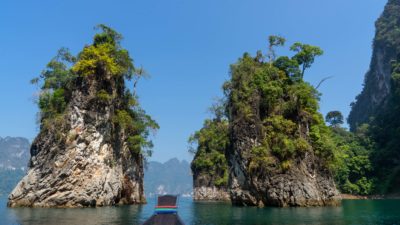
[1, 197, 400, 225]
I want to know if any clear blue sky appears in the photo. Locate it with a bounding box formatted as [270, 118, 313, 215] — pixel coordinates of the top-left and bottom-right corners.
[0, 0, 386, 162]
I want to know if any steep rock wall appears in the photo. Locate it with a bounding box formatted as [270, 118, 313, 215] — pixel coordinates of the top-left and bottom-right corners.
[225, 53, 341, 207]
[192, 172, 230, 201]
[8, 75, 146, 207]
[348, 0, 400, 130]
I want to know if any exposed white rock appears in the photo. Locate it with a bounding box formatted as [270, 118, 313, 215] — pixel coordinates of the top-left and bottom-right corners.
[8, 75, 146, 208]
[193, 186, 230, 201]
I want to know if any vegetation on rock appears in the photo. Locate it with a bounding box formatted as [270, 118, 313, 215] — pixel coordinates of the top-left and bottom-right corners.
[189, 101, 229, 188]
[328, 122, 374, 195]
[31, 25, 158, 158]
[223, 36, 335, 174]
[369, 59, 400, 194]
[9, 25, 156, 207]
[347, 0, 400, 195]
[348, 0, 400, 130]
[325, 111, 344, 128]
[190, 36, 343, 206]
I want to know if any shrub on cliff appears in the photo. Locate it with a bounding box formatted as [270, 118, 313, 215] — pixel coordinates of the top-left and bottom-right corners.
[31, 24, 158, 159]
[329, 124, 374, 195]
[222, 36, 338, 173]
[189, 101, 229, 188]
[369, 59, 400, 193]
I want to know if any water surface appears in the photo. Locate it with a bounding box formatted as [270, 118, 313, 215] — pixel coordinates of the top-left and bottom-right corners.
[1, 197, 399, 225]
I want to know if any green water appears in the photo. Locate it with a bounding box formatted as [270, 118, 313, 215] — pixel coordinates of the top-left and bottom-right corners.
[1, 197, 400, 225]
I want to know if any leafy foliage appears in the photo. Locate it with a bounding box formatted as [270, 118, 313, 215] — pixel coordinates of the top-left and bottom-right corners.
[267, 35, 286, 62]
[189, 104, 230, 187]
[96, 89, 112, 102]
[31, 48, 77, 124]
[31, 25, 158, 159]
[290, 43, 323, 78]
[368, 59, 400, 194]
[348, 0, 400, 130]
[346, 0, 400, 194]
[223, 37, 332, 173]
[191, 36, 330, 184]
[113, 108, 159, 157]
[326, 111, 344, 127]
[330, 125, 374, 195]
[375, 0, 400, 49]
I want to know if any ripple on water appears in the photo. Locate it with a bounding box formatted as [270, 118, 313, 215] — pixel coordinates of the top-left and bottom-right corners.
[1, 198, 400, 225]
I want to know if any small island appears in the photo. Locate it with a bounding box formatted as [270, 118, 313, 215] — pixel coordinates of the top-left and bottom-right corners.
[8, 25, 158, 207]
[189, 0, 400, 206]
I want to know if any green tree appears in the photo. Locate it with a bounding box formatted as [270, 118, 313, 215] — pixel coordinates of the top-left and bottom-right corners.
[326, 111, 344, 127]
[223, 37, 334, 174]
[330, 126, 374, 195]
[189, 100, 230, 187]
[290, 43, 323, 78]
[267, 35, 286, 62]
[273, 56, 301, 80]
[132, 66, 150, 97]
[368, 59, 400, 193]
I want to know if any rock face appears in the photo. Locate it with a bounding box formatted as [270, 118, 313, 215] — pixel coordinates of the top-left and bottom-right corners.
[224, 53, 341, 207]
[192, 173, 230, 201]
[348, 0, 400, 130]
[8, 69, 146, 207]
[189, 118, 230, 201]
[193, 186, 230, 201]
[228, 136, 340, 207]
[227, 116, 340, 207]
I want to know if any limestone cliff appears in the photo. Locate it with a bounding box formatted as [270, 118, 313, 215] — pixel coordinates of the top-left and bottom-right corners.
[348, 0, 400, 130]
[8, 26, 157, 207]
[227, 129, 340, 207]
[192, 171, 230, 201]
[224, 48, 340, 207]
[190, 118, 230, 201]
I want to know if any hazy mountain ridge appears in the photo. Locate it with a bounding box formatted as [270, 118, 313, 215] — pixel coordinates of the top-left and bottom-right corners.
[0, 136, 30, 170]
[0, 137, 30, 196]
[144, 158, 192, 197]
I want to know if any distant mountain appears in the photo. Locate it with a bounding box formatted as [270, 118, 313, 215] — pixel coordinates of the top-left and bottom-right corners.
[0, 137, 30, 170]
[144, 158, 192, 197]
[0, 137, 30, 196]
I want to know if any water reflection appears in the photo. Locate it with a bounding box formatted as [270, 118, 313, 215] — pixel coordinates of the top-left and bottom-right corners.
[9, 204, 144, 225]
[2, 198, 400, 225]
[189, 202, 345, 225]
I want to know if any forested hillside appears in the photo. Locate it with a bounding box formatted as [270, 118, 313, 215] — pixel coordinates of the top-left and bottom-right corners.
[348, 0, 400, 194]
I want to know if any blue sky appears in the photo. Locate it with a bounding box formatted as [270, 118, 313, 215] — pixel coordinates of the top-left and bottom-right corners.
[0, 0, 386, 162]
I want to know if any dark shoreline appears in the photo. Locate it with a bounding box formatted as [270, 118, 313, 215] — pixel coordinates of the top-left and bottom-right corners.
[341, 194, 400, 200]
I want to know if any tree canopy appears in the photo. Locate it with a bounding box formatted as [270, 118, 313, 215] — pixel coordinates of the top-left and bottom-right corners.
[189, 100, 229, 187]
[290, 43, 323, 78]
[326, 111, 344, 127]
[31, 25, 158, 159]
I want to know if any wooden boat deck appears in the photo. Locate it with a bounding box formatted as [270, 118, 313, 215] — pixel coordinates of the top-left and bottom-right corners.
[141, 195, 185, 225]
